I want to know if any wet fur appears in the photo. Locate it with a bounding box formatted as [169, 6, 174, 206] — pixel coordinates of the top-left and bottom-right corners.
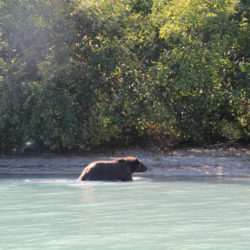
[78, 156, 147, 181]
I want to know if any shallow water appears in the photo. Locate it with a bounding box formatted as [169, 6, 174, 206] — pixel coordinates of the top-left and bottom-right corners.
[1, 175, 250, 250]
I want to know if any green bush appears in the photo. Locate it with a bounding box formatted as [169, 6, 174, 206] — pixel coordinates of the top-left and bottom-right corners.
[0, 0, 249, 152]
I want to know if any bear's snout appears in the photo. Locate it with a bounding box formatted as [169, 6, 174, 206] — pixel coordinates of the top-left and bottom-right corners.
[138, 162, 147, 172]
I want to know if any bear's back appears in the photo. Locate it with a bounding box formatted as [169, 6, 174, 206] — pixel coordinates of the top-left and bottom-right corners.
[79, 161, 132, 181]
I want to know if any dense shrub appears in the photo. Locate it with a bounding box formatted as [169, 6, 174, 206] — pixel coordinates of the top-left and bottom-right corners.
[0, 0, 249, 152]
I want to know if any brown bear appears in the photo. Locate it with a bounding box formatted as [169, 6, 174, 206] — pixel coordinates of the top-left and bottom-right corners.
[78, 156, 147, 181]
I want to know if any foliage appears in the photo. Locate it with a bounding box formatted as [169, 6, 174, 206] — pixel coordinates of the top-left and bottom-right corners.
[148, 0, 250, 143]
[0, 0, 249, 152]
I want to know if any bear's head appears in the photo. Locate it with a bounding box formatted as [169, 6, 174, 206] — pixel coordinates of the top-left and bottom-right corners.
[117, 156, 147, 173]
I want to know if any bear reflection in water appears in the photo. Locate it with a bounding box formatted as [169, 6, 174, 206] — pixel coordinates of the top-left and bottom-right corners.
[78, 156, 147, 182]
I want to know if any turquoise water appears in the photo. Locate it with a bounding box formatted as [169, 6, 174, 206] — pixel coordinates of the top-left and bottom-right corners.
[1, 175, 250, 250]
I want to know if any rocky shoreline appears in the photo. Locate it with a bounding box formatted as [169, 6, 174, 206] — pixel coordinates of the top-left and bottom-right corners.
[0, 147, 249, 177]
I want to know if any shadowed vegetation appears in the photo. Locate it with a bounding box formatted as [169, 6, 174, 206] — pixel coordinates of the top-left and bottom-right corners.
[0, 0, 249, 152]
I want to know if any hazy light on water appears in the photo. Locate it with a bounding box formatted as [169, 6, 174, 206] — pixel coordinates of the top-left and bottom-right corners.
[1, 176, 250, 250]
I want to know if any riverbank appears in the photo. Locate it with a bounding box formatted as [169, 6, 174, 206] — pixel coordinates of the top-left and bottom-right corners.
[0, 147, 249, 177]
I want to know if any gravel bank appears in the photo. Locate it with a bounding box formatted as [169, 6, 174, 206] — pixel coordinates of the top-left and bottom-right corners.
[0, 147, 249, 177]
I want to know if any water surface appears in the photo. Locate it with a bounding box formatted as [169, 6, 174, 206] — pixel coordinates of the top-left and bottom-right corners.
[1, 175, 250, 250]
